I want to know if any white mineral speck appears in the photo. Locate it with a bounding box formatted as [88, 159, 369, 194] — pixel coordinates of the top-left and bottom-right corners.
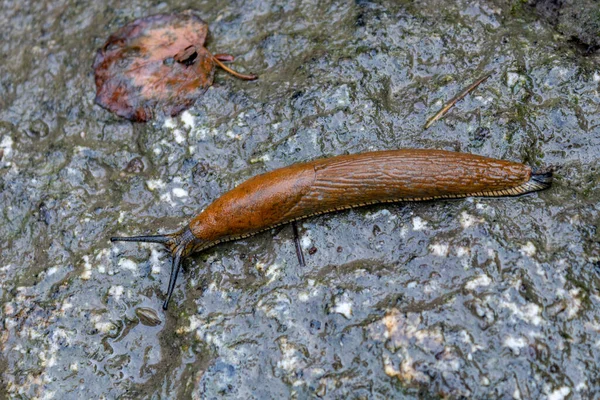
[301, 236, 312, 250]
[513, 387, 521, 399]
[196, 128, 209, 140]
[367, 209, 389, 220]
[502, 300, 542, 325]
[465, 274, 491, 290]
[547, 386, 571, 400]
[94, 321, 115, 333]
[298, 292, 309, 302]
[150, 248, 162, 274]
[423, 280, 440, 294]
[173, 129, 185, 144]
[507, 72, 520, 87]
[181, 111, 195, 129]
[333, 300, 353, 319]
[456, 246, 470, 258]
[255, 261, 266, 273]
[109, 285, 124, 300]
[163, 117, 176, 129]
[565, 288, 582, 319]
[118, 258, 138, 273]
[382, 353, 428, 383]
[429, 243, 449, 257]
[5, 318, 16, 330]
[160, 192, 176, 206]
[0, 135, 14, 159]
[46, 267, 58, 276]
[412, 216, 427, 231]
[520, 241, 536, 257]
[146, 179, 165, 191]
[335, 85, 350, 105]
[399, 226, 408, 237]
[266, 264, 282, 284]
[172, 188, 188, 198]
[186, 315, 203, 333]
[460, 211, 482, 228]
[81, 255, 92, 280]
[41, 391, 56, 400]
[29, 328, 41, 340]
[3, 302, 15, 315]
[503, 335, 527, 355]
[277, 339, 300, 372]
[83, 256, 92, 268]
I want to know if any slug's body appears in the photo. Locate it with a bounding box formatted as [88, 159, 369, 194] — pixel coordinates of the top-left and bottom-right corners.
[112, 149, 552, 309]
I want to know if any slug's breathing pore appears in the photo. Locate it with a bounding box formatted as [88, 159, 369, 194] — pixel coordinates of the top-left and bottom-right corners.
[111, 149, 553, 310]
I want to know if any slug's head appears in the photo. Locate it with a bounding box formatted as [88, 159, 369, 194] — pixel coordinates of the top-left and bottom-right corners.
[111, 227, 199, 310]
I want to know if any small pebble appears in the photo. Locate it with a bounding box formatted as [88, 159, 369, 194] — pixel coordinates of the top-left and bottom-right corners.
[124, 157, 144, 173]
[136, 307, 162, 326]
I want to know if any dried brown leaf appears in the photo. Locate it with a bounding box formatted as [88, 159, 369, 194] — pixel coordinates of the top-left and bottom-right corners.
[93, 11, 257, 122]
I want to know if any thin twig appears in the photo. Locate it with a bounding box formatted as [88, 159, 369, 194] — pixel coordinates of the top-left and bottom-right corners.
[207, 49, 258, 81]
[424, 70, 494, 129]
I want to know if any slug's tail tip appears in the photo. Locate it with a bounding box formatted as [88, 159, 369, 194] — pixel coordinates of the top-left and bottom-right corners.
[506, 167, 553, 195]
[530, 167, 554, 190]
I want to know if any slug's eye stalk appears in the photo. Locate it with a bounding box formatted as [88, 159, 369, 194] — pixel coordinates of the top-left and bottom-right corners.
[110, 234, 172, 245]
[111, 227, 197, 310]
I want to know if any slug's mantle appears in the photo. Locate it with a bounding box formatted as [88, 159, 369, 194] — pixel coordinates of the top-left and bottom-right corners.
[93, 10, 257, 122]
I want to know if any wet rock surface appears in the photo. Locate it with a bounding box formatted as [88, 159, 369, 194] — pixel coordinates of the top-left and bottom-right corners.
[1, 0, 599, 398]
[527, 0, 600, 52]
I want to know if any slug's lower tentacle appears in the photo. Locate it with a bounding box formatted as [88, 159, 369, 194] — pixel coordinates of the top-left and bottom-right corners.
[111, 227, 200, 310]
[164, 248, 184, 310]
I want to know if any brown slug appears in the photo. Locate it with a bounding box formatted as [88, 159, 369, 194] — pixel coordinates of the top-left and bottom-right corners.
[111, 149, 552, 309]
